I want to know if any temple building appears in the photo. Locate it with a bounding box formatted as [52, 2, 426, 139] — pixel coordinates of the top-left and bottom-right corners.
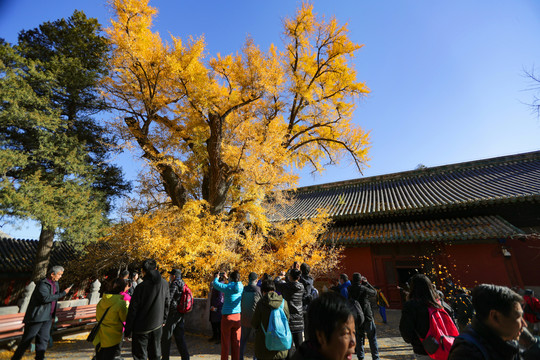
[2, 151, 539, 308]
[280, 150, 540, 307]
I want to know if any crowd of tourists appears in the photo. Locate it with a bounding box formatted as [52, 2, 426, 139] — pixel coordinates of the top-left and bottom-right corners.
[8, 261, 540, 360]
[398, 274, 540, 360]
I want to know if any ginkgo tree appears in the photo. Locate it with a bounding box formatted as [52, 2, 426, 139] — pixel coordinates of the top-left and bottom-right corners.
[94, 0, 370, 289]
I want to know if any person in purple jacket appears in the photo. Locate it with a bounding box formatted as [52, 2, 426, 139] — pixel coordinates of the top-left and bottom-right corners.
[209, 272, 225, 344]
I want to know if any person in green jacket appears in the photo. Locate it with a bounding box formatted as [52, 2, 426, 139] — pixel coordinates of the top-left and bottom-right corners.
[93, 278, 130, 360]
[251, 279, 290, 360]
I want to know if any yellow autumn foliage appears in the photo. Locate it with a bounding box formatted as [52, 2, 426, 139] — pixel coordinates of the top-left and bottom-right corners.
[84, 0, 370, 292]
[77, 200, 341, 297]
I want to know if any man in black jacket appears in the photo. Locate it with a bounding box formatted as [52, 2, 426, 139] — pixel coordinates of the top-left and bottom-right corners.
[240, 272, 261, 360]
[11, 266, 72, 360]
[449, 284, 525, 360]
[299, 263, 314, 312]
[299, 263, 315, 340]
[161, 269, 189, 360]
[348, 273, 379, 360]
[275, 268, 305, 358]
[125, 259, 170, 360]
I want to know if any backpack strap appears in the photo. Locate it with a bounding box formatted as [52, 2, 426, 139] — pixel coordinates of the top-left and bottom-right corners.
[97, 306, 112, 324]
[458, 331, 489, 360]
[524, 299, 533, 314]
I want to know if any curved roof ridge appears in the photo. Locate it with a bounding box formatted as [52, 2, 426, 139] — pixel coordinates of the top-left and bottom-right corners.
[294, 150, 540, 193]
[278, 150, 540, 221]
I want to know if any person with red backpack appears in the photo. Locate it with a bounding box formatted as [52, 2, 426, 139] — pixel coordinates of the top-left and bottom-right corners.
[161, 268, 191, 360]
[399, 274, 458, 360]
[523, 289, 540, 335]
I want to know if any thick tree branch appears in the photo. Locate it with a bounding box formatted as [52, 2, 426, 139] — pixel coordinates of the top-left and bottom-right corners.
[124, 116, 188, 208]
[222, 95, 261, 120]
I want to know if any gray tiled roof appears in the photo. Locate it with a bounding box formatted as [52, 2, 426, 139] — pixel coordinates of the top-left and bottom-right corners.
[324, 215, 523, 245]
[0, 238, 77, 273]
[277, 151, 540, 221]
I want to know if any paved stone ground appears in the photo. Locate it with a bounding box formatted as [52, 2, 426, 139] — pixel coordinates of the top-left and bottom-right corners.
[0, 310, 414, 360]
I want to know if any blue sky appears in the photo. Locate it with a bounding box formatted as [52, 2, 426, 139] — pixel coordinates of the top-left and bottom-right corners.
[1, 0, 540, 239]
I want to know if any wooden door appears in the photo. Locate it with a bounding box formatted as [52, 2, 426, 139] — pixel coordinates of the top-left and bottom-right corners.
[374, 256, 402, 308]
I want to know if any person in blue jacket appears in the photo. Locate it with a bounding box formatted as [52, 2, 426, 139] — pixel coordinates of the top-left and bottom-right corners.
[213, 271, 244, 360]
[338, 274, 351, 299]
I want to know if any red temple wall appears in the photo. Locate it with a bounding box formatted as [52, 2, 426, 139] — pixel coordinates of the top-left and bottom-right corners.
[334, 242, 525, 308]
[340, 247, 375, 282]
[507, 237, 540, 287]
[441, 242, 517, 289]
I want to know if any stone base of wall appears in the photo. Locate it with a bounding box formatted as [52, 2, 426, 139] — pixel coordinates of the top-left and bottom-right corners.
[0, 306, 19, 316]
[184, 298, 210, 335]
[57, 299, 90, 308]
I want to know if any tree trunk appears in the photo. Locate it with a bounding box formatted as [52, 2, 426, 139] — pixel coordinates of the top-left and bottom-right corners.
[158, 164, 188, 208]
[31, 225, 55, 282]
[207, 112, 232, 214]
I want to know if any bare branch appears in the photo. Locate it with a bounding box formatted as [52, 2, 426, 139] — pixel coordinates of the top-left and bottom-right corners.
[289, 136, 364, 172]
[284, 116, 341, 148]
[524, 66, 540, 118]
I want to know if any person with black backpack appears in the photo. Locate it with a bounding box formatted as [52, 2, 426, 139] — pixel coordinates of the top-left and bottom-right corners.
[299, 263, 314, 313]
[346, 296, 365, 352]
[161, 269, 190, 360]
